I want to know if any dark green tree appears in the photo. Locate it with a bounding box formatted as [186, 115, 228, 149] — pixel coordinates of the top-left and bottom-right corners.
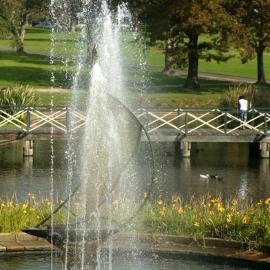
[229, 0, 270, 84]
[123, 0, 235, 89]
[0, 0, 48, 53]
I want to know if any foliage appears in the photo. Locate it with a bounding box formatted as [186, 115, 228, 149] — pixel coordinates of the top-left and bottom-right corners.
[0, 0, 48, 52]
[123, 0, 236, 89]
[138, 195, 270, 248]
[0, 85, 39, 114]
[229, 0, 270, 83]
[218, 84, 270, 108]
[0, 194, 65, 233]
[218, 84, 258, 108]
[1, 192, 270, 249]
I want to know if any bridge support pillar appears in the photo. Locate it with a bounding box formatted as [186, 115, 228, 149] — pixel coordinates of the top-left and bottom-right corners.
[260, 143, 270, 159]
[180, 142, 191, 158]
[23, 140, 34, 157]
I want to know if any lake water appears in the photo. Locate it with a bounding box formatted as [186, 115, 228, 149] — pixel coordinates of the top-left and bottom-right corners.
[0, 141, 269, 202]
[0, 253, 256, 270]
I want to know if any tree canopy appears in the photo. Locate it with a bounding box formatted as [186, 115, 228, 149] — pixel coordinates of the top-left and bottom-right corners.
[0, 0, 48, 53]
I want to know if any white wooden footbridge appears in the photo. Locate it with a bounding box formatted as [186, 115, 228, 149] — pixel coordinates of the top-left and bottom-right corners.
[0, 106, 269, 158]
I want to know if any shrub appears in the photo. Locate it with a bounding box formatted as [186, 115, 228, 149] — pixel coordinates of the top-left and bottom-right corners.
[0, 85, 39, 115]
[218, 84, 257, 109]
[218, 84, 270, 109]
[155, 40, 165, 50]
[0, 195, 65, 233]
[139, 195, 270, 249]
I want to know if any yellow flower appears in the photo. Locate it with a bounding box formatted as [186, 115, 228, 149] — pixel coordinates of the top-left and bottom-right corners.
[216, 203, 225, 212]
[157, 200, 163, 205]
[257, 200, 263, 206]
[159, 206, 166, 216]
[242, 215, 250, 224]
[226, 214, 232, 223]
[177, 207, 184, 215]
[23, 210, 27, 214]
[265, 198, 270, 205]
[22, 203, 28, 210]
[193, 222, 200, 227]
[144, 192, 148, 198]
[211, 197, 219, 203]
[172, 203, 177, 209]
[172, 195, 180, 203]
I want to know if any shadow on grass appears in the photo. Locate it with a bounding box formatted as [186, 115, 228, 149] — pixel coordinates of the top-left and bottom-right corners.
[144, 70, 233, 94]
[0, 66, 72, 88]
[27, 28, 51, 34]
[0, 50, 70, 67]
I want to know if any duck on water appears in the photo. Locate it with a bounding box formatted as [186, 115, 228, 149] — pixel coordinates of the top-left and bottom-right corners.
[200, 174, 223, 181]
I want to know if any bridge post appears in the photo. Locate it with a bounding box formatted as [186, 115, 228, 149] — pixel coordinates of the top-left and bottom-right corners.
[23, 140, 34, 156]
[65, 107, 70, 133]
[260, 143, 270, 159]
[26, 107, 31, 133]
[180, 142, 191, 158]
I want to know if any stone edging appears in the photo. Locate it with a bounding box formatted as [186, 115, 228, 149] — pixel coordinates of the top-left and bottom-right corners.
[0, 232, 53, 252]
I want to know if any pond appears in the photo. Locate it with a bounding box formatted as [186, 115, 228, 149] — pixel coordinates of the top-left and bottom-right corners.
[0, 253, 257, 270]
[0, 141, 269, 202]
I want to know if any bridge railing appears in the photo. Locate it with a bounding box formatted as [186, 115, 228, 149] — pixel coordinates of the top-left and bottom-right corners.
[136, 107, 270, 135]
[0, 106, 86, 133]
[0, 106, 269, 135]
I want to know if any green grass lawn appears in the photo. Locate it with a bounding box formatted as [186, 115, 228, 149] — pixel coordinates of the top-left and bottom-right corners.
[0, 27, 77, 55]
[0, 50, 74, 88]
[1, 28, 270, 107]
[147, 48, 270, 80]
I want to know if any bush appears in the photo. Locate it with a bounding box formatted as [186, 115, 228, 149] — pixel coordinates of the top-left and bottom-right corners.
[218, 84, 270, 109]
[155, 40, 165, 49]
[218, 84, 257, 109]
[139, 195, 270, 249]
[0, 85, 39, 115]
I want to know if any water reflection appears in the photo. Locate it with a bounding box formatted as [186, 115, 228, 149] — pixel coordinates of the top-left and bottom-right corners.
[0, 253, 253, 270]
[0, 141, 269, 201]
[154, 142, 270, 202]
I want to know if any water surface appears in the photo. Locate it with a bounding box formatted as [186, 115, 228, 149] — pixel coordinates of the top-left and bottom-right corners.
[0, 253, 255, 270]
[0, 141, 269, 201]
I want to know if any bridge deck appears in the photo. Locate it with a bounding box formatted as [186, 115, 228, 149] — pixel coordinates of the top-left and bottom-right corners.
[0, 127, 269, 143]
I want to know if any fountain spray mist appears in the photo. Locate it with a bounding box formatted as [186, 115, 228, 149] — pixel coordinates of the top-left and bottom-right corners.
[48, 1, 153, 269]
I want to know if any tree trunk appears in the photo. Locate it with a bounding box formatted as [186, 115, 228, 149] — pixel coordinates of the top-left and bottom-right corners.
[162, 34, 173, 73]
[256, 44, 266, 84]
[17, 26, 26, 53]
[184, 33, 199, 89]
[13, 13, 28, 54]
[69, 21, 76, 32]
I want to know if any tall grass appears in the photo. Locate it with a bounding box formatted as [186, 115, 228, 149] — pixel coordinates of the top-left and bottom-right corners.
[139, 195, 270, 249]
[218, 84, 270, 109]
[0, 194, 65, 232]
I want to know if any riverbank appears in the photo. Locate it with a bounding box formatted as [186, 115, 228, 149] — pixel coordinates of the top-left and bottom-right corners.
[1, 232, 270, 268]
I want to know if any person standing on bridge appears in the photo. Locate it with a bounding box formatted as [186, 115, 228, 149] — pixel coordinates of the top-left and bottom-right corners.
[238, 96, 248, 122]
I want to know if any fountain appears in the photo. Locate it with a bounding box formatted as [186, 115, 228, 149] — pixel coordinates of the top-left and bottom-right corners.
[23, 1, 155, 269]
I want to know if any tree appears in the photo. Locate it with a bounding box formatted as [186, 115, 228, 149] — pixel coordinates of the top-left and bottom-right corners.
[229, 0, 270, 84]
[170, 0, 235, 89]
[123, 0, 234, 89]
[0, 0, 48, 53]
